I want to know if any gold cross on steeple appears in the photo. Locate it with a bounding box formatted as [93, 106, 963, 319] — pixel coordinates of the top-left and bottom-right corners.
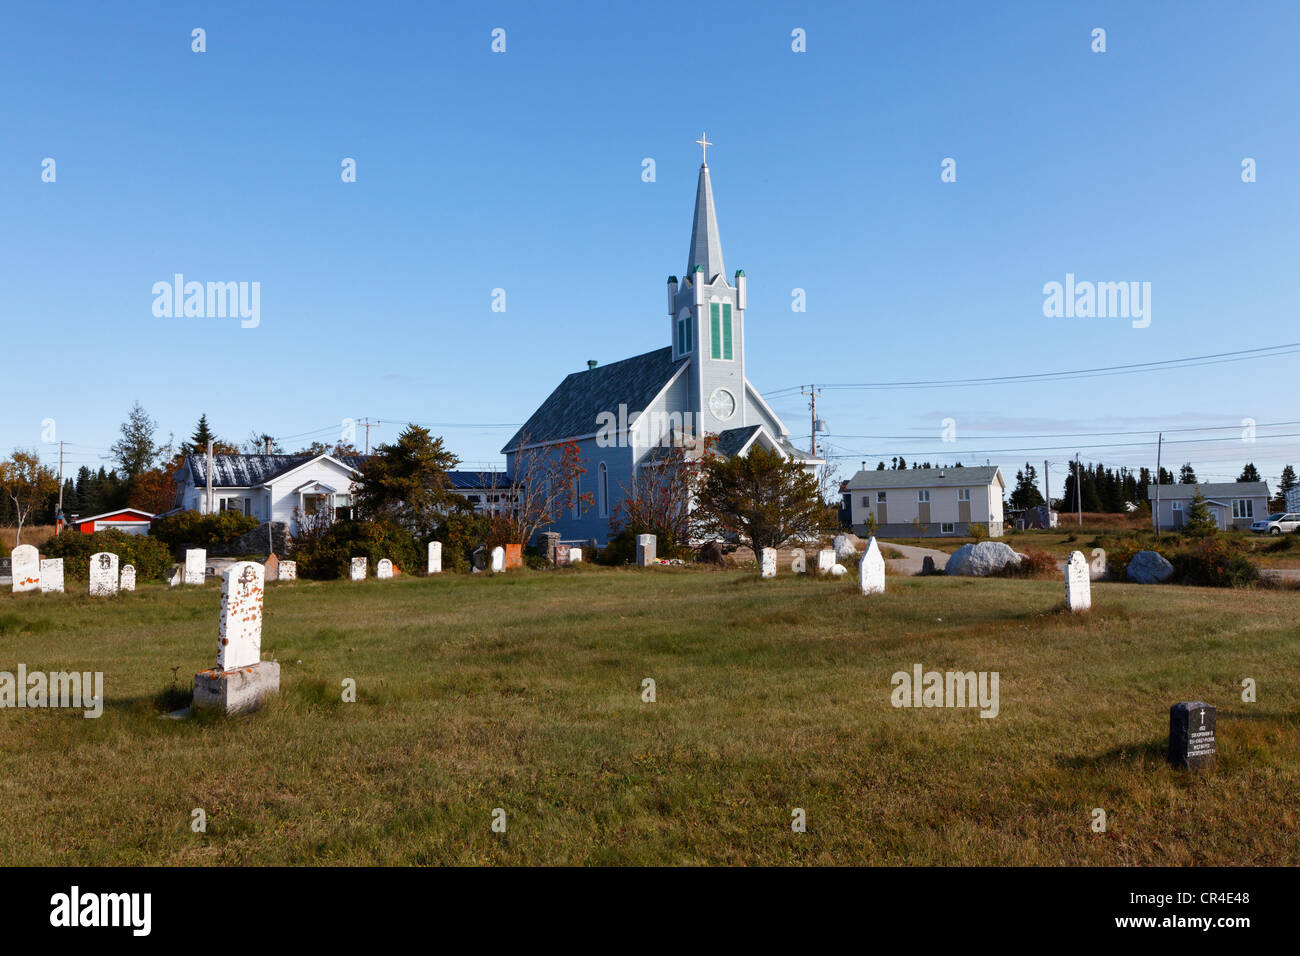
[696, 131, 713, 165]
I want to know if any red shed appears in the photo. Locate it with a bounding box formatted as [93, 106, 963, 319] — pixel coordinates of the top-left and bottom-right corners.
[74, 508, 155, 535]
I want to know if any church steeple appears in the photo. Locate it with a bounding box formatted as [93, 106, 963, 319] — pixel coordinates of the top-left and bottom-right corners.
[686, 135, 724, 282]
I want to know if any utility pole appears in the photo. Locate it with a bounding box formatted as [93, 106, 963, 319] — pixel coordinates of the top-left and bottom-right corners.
[1075, 452, 1082, 526]
[1043, 458, 1050, 523]
[56, 441, 65, 534]
[1154, 432, 1163, 533]
[800, 386, 822, 457]
[206, 439, 214, 515]
[359, 418, 379, 455]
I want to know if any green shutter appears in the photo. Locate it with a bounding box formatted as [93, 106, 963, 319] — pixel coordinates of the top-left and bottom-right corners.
[722, 303, 733, 360]
[677, 320, 684, 354]
[685, 319, 692, 353]
[710, 303, 721, 359]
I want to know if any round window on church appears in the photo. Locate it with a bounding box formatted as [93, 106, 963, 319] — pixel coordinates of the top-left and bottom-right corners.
[709, 388, 736, 421]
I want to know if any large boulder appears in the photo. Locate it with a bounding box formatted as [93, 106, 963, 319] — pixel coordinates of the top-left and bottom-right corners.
[945, 541, 1022, 577]
[1126, 549, 1174, 584]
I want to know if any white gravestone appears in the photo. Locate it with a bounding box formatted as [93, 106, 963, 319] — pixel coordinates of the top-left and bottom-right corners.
[859, 537, 885, 595]
[570, 547, 583, 564]
[377, 558, 393, 580]
[39, 558, 64, 594]
[490, 546, 505, 573]
[120, 564, 136, 592]
[194, 561, 279, 715]
[168, 565, 182, 587]
[350, 557, 367, 581]
[427, 541, 442, 574]
[833, 534, 856, 561]
[636, 534, 657, 567]
[279, 560, 296, 582]
[10, 544, 39, 593]
[89, 552, 119, 596]
[830, 564, 847, 577]
[184, 548, 206, 585]
[760, 547, 777, 578]
[790, 548, 806, 574]
[816, 549, 836, 574]
[1065, 550, 1092, 612]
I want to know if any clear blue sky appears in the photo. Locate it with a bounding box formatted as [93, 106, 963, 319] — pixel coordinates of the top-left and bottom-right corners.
[3, 0, 1297, 495]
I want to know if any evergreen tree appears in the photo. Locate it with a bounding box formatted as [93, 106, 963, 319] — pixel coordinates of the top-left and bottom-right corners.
[110, 401, 160, 479]
[188, 414, 215, 454]
[1238, 462, 1261, 483]
[1184, 490, 1218, 537]
[1178, 463, 1198, 484]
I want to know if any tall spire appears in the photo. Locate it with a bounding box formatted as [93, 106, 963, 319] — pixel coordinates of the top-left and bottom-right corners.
[686, 149, 724, 282]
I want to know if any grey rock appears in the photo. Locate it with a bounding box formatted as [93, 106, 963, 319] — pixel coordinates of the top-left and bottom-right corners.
[1126, 549, 1174, 584]
[945, 541, 1022, 577]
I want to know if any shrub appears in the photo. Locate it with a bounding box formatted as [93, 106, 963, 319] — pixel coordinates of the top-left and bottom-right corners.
[432, 511, 492, 573]
[994, 547, 1057, 579]
[1171, 538, 1260, 588]
[151, 511, 259, 555]
[40, 528, 173, 582]
[968, 522, 988, 542]
[291, 518, 421, 580]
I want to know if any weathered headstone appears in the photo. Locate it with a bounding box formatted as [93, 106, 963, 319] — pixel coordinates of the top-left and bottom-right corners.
[194, 561, 279, 715]
[168, 564, 182, 587]
[264, 552, 279, 581]
[89, 552, 119, 596]
[833, 534, 856, 561]
[377, 558, 393, 580]
[39, 558, 64, 594]
[427, 541, 442, 574]
[538, 531, 560, 564]
[921, 555, 936, 576]
[490, 546, 505, 573]
[470, 546, 488, 572]
[350, 556, 367, 580]
[636, 534, 657, 567]
[555, 545, 571, 566]
[504, 543, 523, 570]
[184, 548, 206, 585]
[278, 560, 297, 582]
[119, 564, 136, 592]
[790, 548, 806, 574]
[10, 544, 39, 593]
[760, 547, 777, 578]
[859, 537, 885, 595]
[569, 547, 583, 564]
[816, 549, 836, 574]
[1168, 701, 1216, 770]
[830, 563, 847, 577]
[1065, 550, 1091, 612]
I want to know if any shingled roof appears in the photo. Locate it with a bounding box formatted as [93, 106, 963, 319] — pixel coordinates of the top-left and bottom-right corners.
[844, 465, 1003, 490]
[185, 454, 368, 487]
[1146, 481, 1269, 501]
[502, 347, 688, 451]
[713, 424, 763, 457]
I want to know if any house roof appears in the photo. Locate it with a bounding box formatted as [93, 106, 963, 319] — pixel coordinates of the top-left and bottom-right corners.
[502, 347, 688, 451]
[448, 471, 514, 489]
[76, 508, 154, 523]
[184, 454, 368, 487]
[1147, 481, 1269, 500]
[844, 465, 1003, 490]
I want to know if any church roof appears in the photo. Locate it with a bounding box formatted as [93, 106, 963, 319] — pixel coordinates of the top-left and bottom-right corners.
[501, 347, 688, 451]
[713, 424, 763, 457]
[687, 163, 725, 281]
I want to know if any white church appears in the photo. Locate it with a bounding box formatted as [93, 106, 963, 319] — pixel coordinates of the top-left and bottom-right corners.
[503, 138, 821, 544]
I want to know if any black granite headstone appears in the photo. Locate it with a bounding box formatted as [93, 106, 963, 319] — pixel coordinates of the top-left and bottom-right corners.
[921, 555, 936, 576]
[1169, 701, 1216, 770]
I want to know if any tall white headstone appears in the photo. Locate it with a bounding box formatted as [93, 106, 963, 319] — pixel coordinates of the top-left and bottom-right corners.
[1065, 550, 1092, 612]
[279, 560, 297, 582]
[816, 549, 836, 574]
[218, 562, 265, 670]
[859, 536, 885, 595]
[570, 547, 583, 564]
[89, 552, 119, 596]
[427, 541, 442, 574]
[377, 558, 393, 580]
[10, 544, 39, 593]
[120, 564, 137, 592]
[637, 534, 657, 567]
[39, 558, 64, 594]
[184, 548, 206, 585]
[833, 534, 856, 560]
[490, 546, 505, 573]
[760, 547, 777, 578]
[350, 557, 367, 580]
[790, 548, 806, 574]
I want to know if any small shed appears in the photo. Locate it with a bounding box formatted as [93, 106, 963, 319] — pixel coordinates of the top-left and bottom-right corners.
[74, 508, 155, 535]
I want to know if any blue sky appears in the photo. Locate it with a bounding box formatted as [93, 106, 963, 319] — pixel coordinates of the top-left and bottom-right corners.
[3, 0, 1297, 494]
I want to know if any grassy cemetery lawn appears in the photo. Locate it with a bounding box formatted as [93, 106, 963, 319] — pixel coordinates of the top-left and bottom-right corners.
[0, 568, 1296, 865]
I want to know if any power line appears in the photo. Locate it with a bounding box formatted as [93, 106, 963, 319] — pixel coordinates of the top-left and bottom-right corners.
[822, 430, 1300, 460]
[826, 420, 1300, 441]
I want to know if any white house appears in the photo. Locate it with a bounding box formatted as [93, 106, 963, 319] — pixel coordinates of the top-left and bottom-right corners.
[1147, 481, 1271, 531]
[842, 466, 1006, 538]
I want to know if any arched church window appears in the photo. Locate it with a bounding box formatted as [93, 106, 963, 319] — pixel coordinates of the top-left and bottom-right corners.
[598, 463, 609, 517]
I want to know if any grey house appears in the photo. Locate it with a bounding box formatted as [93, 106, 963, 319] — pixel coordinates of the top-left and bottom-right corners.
[842, 466, 1006, 538]
[1147, 481, 1271, 531]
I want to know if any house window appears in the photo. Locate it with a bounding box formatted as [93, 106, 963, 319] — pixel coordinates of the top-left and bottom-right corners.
[709, 302, 734, 360]
[1233, 499, 1253, 519]
[219, 497, 248, 515]
[334, 494, 353, 521]
[598, 463, 609, 518]
[940, 522, 955, 534]
[958, 488, 971, 502]
[861, 495, 869, 507]
[1172, 500, 1183, 511]
[877, 491, 887, 503]
[918, 490, 930, 503]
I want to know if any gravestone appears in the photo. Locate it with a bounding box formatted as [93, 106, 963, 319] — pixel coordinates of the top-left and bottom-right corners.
[760, 547, 777, 578]
[184, 548, 206, 585]
[555, 545, 571, 566]
[1168, 701, 1216, 770]
[790, 548, 806, 574]
[1065, 550, 1091, 612]
[89, 552, 119, 596]
[39, 558, 64, 594]
[830, 564, 847, 577]
[859, 537, 885, 595]
[569, 547, 583, 564]
[490, 546, 505, 573]
[194, 561, 279, 715]
[119, 564, 136, 592]
[377, 558, 393, 580]
[833, 534, 856, 561]
[636, 534, 657, 567]
[278, 560, 297, 582]
[816, 549, 836, 574]
[470, 546, 488, 572]
[350, 557, 367, 581]
[11, 544, 40, 593]
[264, 553, 279, 581]
[427, 541, 442, 574]
[168, 565, 182, 587]
[504, 544, 523, 570]
[539, 532, 560, 564]
[921, 555, 936, 576]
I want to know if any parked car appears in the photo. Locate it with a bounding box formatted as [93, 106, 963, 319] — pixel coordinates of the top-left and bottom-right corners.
[1250, 513, 1300, 535]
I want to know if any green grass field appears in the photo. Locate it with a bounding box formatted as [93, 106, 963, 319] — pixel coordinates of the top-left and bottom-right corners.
[0, 567, 1296, 865]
